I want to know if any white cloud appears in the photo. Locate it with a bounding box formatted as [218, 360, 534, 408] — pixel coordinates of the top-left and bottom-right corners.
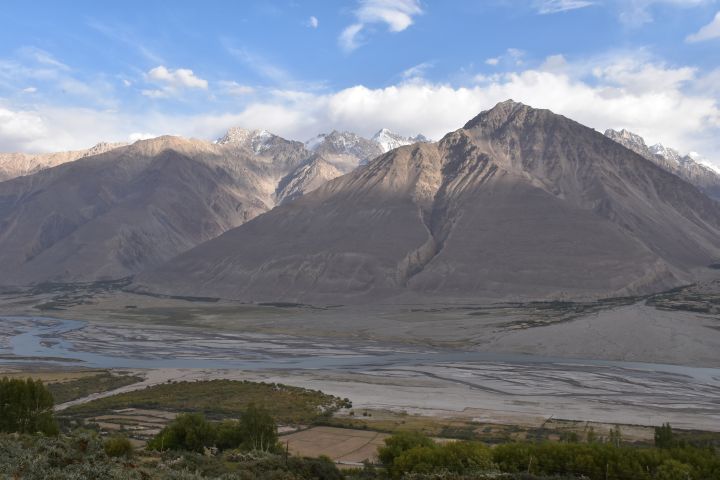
[340, 0, 423, 52]
[128, 132, 156, 142]
[484, 48, 526, 67]
[2, 54, 719, 170]
[147, 66, 208, 89]
[687, 11, 720, 42]
[618, 0, 709, 26]
[225, 46, 293, 85]
[591, 58, 696, 94]
[219, 81, 255, 96]
[22, 86, 37, 93]
[540, 54, 568, 72]
[339, 23, 365, 52]
[18, 47, 70, 71]
[0, 107, 47, 151]
[140, 88, 167, 98]
[401, 62, 433, 80]
[307, 16, 319, 28]
[87, 20, 164, 64]
[535, 0, 596, 14]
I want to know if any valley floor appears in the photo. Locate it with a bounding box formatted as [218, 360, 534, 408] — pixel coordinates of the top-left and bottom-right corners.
[1, 282, 720, 431]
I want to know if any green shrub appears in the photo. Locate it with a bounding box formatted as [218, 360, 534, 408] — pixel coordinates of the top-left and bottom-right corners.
[215, 419, 245, 451]
[103, 435, 134, 458]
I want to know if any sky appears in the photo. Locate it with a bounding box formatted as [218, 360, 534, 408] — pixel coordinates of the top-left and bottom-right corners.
[0, 0, 719, 166]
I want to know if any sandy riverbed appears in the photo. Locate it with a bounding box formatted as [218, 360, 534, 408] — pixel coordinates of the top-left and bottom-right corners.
[3, 289, 720, 431]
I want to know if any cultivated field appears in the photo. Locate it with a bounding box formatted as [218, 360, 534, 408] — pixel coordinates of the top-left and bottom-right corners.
[283, 426, 388, 465]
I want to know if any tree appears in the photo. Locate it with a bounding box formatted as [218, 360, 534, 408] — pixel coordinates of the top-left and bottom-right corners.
[148, 412, 216, 453]
[378, 431, 435, 466]
[0, 377, 57, 435]
[240, 404, 278, 452]
[655, 423, 675, 449]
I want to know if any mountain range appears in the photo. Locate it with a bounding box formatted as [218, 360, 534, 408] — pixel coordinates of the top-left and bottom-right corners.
[134, 101, 720, 303]
[604, 128, 720, 200]
[0, 142, 126, 182]
[2, 101, 720, 304]
[0, 127, 425, 285]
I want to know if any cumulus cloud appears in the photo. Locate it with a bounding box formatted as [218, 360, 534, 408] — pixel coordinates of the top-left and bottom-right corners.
[0, 107, 48, 151]
[687, 11, 720, 42]
[22, 86, 37, 93]
[147, 66, 208, 89]
[142, 66, 208, 98]
[340, 0, 423, 52]
[535, 0, 596, 14]
[307, 16, 319, 28]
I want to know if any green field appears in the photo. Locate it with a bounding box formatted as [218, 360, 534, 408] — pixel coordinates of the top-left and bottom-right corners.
[47, 371, 143, 404]
[63, 379, 351, 424]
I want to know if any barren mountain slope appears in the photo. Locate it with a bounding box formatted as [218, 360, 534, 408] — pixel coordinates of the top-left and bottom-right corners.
[136, 101, 720, 303]
[0, 132, 312, 285]
[0, 142, 126, 182]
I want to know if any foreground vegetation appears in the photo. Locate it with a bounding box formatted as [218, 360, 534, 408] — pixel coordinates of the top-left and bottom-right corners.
[0, 432, 346, 480]
[64, 379, 351, 424]
[2, 374, 719, 479]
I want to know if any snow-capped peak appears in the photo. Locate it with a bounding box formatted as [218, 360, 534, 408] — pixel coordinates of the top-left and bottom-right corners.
[305, 130, 366, 153]
[371, 128, 428, 153]
[216, 127, 275, 154]
[649, 143, 682, 165]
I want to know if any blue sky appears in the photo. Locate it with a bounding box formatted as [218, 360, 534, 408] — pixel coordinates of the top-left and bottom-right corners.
[1, 0, 719, 165]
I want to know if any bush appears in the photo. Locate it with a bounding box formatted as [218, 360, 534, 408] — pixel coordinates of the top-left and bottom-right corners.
[148, 413, 216, 453]
[391, 441, 493, 478]
[215, 419, 245, 451]
[103, 435, 134, 458]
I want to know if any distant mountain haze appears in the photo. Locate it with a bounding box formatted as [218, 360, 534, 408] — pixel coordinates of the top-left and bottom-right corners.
[134, 101, 720, 303]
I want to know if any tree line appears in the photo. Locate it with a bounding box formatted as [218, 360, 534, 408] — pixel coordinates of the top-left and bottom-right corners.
[375, 430, 720, 479]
